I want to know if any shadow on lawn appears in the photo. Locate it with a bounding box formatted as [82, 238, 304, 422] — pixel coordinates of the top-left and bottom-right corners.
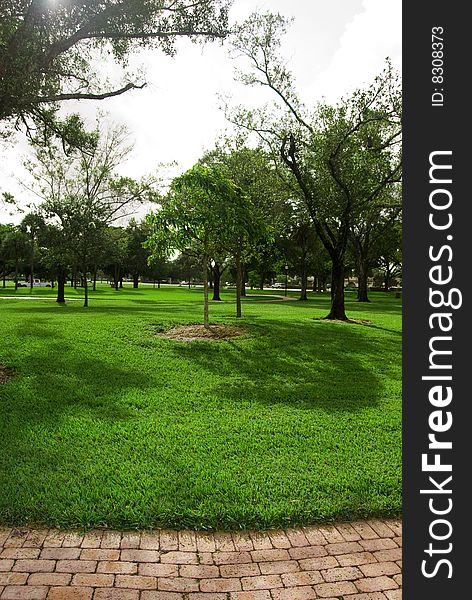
[0, 322, 157, 519]
[168, 318, 400, 413]
[5, 300, 203, 315]
[4, 321, 151, 423]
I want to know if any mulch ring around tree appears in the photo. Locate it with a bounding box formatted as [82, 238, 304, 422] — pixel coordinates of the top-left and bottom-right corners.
[313, 317, 373, 325]
[0, 365, 14, 384]
[157, 324, 248, 342]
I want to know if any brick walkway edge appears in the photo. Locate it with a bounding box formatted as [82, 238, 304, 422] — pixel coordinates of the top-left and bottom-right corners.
[0, 519, 402, 599]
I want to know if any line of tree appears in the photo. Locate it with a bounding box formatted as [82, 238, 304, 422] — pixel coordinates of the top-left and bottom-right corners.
[1, 119, 402, 317]
[1, 6, 403, 323]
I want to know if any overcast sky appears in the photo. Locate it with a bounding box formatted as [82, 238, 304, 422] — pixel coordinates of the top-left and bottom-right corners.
[0, 0, 401, 223]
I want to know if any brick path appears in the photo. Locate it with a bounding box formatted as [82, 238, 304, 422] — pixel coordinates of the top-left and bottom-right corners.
[0, 519, 402, 599]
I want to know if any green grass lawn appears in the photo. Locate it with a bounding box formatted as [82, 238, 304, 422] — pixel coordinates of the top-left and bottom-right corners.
[0, 283, 401, 530]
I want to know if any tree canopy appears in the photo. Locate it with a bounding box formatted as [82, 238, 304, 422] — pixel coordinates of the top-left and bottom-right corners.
[0, 0, 231, 143]
[145, 163, 257, 326]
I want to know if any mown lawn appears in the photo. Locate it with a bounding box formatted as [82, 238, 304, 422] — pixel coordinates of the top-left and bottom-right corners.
[0, 283, 402, 530]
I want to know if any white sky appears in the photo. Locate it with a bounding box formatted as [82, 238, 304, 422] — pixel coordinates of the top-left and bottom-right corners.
[0, 0, 401, 223]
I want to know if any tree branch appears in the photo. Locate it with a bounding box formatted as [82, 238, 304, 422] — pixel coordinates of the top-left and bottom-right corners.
[30, 82, 146, 104]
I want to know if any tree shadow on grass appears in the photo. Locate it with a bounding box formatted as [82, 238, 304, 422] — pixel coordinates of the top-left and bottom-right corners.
[167, 319, 400, 413]
[1, 317, 155, 456]
[5, 300, 203, 316]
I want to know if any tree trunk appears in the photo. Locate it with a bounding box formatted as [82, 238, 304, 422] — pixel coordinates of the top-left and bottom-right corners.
[56, 270, 66, 304]
[384, 263, 391, 291]
[93, 266, 97, 291]
[14, 257, 18, 290]
[212, 263, 222, 301]
[3, 268, 6, 288]
[299, 252, 308, 301]
[208, 266, 213, 290]
[114, 266, 119, 291]
[203, 256, 210, 329]
[313, 276, 317, 292]
[29, 254, 34, 290]
[157, 279, 161, 289]
[133, 274, 139, 288]
[357, 258, 370, 302]
[259, 273, 265, 290]
[325, 259, 347, 320]
[83, 270, 89, 308]
[240, 264, 246, 297]
[119, 276, 123, 288]
[235, 253, 242, 318]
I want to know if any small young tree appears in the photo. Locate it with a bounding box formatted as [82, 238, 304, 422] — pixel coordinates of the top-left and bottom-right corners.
[146, 164, 255, 328]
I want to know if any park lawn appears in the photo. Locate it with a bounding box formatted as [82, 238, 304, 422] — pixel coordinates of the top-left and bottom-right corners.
[0, 284, 402, 530]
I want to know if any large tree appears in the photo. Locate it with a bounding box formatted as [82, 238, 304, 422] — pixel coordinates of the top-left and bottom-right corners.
[0, 0, 231, 142]
[229, 13, 402, 319]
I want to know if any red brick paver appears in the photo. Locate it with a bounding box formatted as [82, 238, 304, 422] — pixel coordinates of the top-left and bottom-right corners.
[0, 519, 402, 599]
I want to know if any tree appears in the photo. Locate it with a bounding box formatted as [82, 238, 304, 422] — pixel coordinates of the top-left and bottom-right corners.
[102, 226, 128, 291]
[0, 223, 15, 287]
[38, 221, 72, 303]
[2, 226, 29, 290]
[277, 216, 318, 301]
[310, 237, 331, 293]
[350, 200, 401, 302]
[374, 217, 402, 291]
[229, 13, 402, 319]
[168, 252, 203, 287]
[200, 143, 284, 299]
[145, 164, 255, 328]
[0, 0, 231, 143]
[125, 219, 152, 288]
[20, 212, 45, 290]
[250, 241, 281, 290]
